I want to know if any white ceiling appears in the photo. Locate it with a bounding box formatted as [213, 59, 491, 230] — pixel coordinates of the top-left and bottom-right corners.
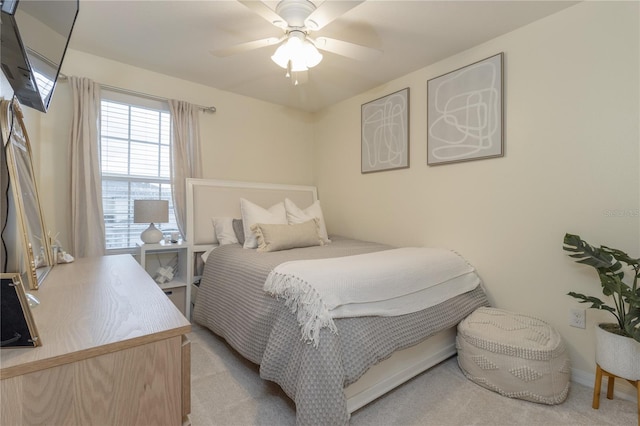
[67, 0, 578, 112]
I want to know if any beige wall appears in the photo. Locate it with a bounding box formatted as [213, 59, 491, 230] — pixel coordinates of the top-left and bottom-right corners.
[36, 50, 315, 249]
[313, 0, 639, 381]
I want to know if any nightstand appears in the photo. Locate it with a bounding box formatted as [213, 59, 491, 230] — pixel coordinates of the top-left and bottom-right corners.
[137, 241, 190, 319]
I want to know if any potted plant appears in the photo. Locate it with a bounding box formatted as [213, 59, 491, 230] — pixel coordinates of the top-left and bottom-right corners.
[563, 233, 640, 380]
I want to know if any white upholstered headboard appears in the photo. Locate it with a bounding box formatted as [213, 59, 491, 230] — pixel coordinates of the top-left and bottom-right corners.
[186, 179, 318, 248]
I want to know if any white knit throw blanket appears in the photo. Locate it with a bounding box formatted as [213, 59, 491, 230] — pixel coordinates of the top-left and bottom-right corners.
[264, 247, 480, 346]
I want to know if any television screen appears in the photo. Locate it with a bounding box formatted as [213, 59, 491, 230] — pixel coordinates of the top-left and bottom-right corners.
[1, 0, 79, 112]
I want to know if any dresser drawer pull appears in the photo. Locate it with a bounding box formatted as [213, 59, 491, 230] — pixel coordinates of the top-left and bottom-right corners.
[164, 290, 173, 296]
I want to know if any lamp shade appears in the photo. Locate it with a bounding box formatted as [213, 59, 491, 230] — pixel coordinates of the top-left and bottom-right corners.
[133, 200, 169, 244]
[133, 200, 169, 224]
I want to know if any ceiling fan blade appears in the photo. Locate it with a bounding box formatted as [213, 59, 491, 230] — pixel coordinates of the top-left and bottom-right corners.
[313, 37, 381, 61]
[305, 1, 365, 31]
[211, 36, 284, 57]
[238, 0, 287, 28]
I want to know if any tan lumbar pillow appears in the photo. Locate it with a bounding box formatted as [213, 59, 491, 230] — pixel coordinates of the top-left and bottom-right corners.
[251, 219, 324, 253]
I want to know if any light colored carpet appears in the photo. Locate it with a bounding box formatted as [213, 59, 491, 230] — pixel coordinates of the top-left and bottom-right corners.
[188, 324, 637, 426]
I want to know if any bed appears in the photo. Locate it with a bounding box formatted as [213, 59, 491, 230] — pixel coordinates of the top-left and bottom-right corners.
[186, 179, 490, 425]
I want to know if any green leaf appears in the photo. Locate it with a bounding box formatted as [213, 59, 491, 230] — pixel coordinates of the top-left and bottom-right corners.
[623, 305, 640, 343]
[603, 246, 640, 268]
[598, 273, 627, 297]
[567, 292, 616, 314]
[563, 234, 617, 270]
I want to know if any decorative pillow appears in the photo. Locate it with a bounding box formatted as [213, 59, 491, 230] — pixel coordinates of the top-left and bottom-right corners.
[232, 219, 245, 245]
[211, 217, 238, 245]
[240, 198, 287, 249]
[251, 219, 323, 253]
[284, 198, 330, 243]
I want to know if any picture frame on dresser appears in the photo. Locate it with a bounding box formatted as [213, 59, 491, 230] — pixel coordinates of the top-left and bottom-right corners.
[0, 273, 40, 347]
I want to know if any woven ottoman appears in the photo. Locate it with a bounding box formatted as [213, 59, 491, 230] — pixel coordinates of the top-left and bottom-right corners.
[457, 307, 571, 404]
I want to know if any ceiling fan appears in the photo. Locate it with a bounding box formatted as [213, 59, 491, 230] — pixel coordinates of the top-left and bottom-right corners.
[212, 0, 380, 85]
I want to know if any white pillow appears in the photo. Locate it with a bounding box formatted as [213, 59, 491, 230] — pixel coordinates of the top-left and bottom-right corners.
[211, 217, 238, 245]
[240, 198, 287, 249]
[284, 198, 330, 243]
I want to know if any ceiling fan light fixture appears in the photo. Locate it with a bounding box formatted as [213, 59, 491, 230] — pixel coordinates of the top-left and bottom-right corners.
[271, 31, 322, 72]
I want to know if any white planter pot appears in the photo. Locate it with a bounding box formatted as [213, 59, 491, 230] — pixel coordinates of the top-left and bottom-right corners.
[595, 323, 640, 380]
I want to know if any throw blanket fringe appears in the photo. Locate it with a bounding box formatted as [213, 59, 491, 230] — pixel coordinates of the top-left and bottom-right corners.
[264, 247, 480, 347]
[266, 272, 338, 345]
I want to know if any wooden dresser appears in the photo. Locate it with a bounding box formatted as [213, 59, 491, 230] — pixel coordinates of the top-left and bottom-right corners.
[0, 255, 192, 425]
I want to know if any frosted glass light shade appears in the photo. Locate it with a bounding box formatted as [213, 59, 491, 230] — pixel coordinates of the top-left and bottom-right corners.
[302, 41, 322, 68]
[271, 42, 293, 69]
[290, 56, 308, 72]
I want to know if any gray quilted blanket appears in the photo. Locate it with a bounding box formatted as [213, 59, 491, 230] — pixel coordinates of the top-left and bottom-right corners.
[193, 237, 489, 425]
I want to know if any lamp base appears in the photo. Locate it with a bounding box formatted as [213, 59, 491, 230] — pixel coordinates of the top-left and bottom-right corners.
[140, 223, 163, 244]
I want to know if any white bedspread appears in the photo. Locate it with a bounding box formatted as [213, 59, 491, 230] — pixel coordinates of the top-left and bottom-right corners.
[264, 247, 481, 346]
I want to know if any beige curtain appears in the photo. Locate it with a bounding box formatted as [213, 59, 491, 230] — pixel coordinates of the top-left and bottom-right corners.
[69, 76, 105, 257]
[168, 100, 202, 240]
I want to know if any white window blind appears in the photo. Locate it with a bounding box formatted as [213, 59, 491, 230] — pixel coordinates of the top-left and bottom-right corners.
[100, 93, 177, 250]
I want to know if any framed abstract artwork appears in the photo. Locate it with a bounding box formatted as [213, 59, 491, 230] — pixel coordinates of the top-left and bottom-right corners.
[361, 87, 410, 173]
[427, 53, 503, 165]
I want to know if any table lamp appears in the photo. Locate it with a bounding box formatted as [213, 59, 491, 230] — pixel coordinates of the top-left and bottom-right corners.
[134, 200, 169, 244]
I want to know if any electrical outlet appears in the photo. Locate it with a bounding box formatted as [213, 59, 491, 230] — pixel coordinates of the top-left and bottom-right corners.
[569, 308, 586, 329]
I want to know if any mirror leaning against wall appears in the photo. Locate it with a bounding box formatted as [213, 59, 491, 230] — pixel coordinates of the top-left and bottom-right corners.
[1, 98, 53, 289]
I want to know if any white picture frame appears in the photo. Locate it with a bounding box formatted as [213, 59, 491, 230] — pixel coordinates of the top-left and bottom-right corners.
[427, 53, 504, 165]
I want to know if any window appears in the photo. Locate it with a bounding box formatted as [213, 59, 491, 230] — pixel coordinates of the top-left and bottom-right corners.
[100, 93, 178, 250]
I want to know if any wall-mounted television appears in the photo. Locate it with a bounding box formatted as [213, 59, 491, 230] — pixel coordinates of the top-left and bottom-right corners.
[1, 0, 79, 113]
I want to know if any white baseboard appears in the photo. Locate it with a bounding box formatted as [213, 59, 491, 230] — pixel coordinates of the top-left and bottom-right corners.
[572, 367, 636, 402]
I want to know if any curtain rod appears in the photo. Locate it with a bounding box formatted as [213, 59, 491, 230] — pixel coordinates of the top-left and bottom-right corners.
[58, 74, 216, 113]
